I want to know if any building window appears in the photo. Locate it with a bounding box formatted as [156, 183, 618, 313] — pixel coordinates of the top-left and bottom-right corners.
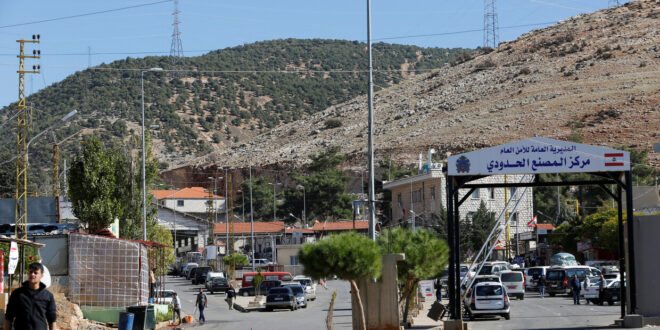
[177, 200, 184, 207]
[290, 255, 299, 265]
[510, 212, 518, 223]
[397, 193, 402, 207]
[412, 190, 423, 203]
[466, 212, 476, 221]
[489, 188, 495, 199]
[471, 189, 479, 199]
[430, 187, 436, 200]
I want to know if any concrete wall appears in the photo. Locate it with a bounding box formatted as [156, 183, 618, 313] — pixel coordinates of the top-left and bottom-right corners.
[633, 214, 660, 317]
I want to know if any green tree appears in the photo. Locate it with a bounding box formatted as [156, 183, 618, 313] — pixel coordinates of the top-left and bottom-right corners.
[467, 201, 497, 257]
[68, 135, 124, 233]
[299, 232, 381, 330]
[377, 228, 448, 323]
[223, 253, 248, 282]
[150, 224, 176, 276]
[252, 269, 264, 296]
[240, 176, 274, 221]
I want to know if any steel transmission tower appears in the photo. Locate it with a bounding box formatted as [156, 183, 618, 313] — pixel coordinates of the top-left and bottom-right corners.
[483, 0, 499, 48]
[169, 0, 184, 72]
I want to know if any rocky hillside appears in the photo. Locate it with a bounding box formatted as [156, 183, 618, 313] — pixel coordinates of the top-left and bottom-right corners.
[194, 0, 659, 171]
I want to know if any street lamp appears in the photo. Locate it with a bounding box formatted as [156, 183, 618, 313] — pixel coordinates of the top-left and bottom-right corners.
[24, 110, 77, 165]
[240, 148, 262, 271]
[237, 190, 245, 221]
[219, 167, 235, 252]
[296, 185, 306, 224]
[268, 182, 282, 222]
[208, 176, 222, 246]
[141, 67, 163, 241]
[405, 175, 415, 230]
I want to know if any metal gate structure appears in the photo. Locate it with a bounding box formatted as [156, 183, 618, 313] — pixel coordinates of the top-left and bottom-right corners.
[445, 137, 635, 321]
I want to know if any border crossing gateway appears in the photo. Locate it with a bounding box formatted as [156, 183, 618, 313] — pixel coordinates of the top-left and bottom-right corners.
[444, 137, 636, 328]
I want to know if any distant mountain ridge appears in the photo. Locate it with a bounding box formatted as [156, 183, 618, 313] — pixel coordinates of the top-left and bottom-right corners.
[193, 1, 659, 171]
[0, 39, 469, 194]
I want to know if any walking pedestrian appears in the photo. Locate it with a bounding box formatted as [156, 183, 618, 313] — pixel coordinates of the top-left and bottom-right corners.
[598, 274, 605, 302]
[171, 292, 181, 325]
[570, 274, 582, 305]
[4, 262, 57, 330]
[226, 286, 236, 310]
[196, 288, 208, 324]
[538, 274, 546, 298]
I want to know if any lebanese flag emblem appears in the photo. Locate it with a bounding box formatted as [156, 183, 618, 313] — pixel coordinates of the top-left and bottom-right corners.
[527, 216, 537, 228]
[605, 153, 624, 167]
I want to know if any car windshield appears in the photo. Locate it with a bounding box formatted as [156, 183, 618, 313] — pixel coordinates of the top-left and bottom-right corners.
[479, 266, 493, 275]
[213, 278, 227, 284]
[527, 268, 543, 277]
[565, 268, 589, 279]
[547, 270, 564, 280]
[476, 285, 503, 296]
[286, 286, 304, 294]
[604, 274, 618, 279]
[269, 288, 290, 294]
[460, 266, 469, 273]
[501, 273, 523, 282]
[296, 279, 311, 286]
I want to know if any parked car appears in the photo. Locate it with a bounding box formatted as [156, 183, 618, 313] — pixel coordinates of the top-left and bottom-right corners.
[191, 266, 213, 285]
[549, 253, 579, 267]
[598, 280, 622, 306]
[293, 276, 316, 301]
[206, 271, 224, 284]
[603, 272, 621, 282]
[524, 266, 549, 291]
[441, 264, 475, 290]
[283, 284, 307, 308]
[462, 275, 501, 299]
[265, 287, 297, 311]
[154, 290, 176, 304]
[467, 282, 510, 320]
[500, 271, 525, 300]
[186, 267, 198, 280]
[546, 266, 600, 296]
[238, 280, 283, 297]
[182, 264, 198, 279]
[582, 276, 603, 303]
[206, 277, 231, 294]
[249, 259, 274, 267]
[478, 262, 509, 275]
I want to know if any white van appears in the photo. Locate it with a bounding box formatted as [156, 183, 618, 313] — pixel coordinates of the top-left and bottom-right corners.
[525, 266, 549, 290]
[468, 282, 510, 320]
[500, 271, 525, 300]
[205, 271, 224, 284]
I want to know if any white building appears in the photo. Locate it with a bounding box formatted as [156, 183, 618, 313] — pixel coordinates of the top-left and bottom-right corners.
[383, 165, 534, 242]
[151, 187, 226, 220]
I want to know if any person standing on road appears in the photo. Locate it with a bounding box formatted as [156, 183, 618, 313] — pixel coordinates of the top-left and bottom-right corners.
[196, 288, 208, 324]
[226, 286, 236, 310]
[171, 292, 181, 325]
[4, 262, 57, 330]
[598, 274, 606, 299]
[149, 267, 156, 299]
[570, 274, 582, 305]
[538, 274, 546, 298]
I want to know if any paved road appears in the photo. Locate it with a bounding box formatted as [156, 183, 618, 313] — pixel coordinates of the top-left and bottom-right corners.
[164, 276, 353, 329]
[467, 290, 622, 330]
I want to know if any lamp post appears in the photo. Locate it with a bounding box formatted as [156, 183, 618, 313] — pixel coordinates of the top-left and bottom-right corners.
[219, 167, 235, 252]
[141, 67, 163, 241]
[240, 148, 262, 271]
[296, 185, 306, 224]
[268, 182, 281, 222]
[405, 175, 415, 230]
[237, 190, 245, 221]
[25, 110, 78, 165]
[355, 171, 365, 220]
[208, 176, 222, 246]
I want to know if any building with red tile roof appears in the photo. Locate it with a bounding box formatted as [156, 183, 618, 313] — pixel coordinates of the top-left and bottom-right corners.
[151, 187, 225, 217]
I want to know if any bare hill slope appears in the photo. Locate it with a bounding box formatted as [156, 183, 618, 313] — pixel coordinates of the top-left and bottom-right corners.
[194, 1, 660, 170]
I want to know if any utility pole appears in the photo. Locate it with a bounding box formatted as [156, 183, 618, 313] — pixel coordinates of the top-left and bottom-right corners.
[366, 0, 376, 241]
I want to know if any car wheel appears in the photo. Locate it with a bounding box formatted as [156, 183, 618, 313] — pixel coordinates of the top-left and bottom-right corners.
[209, 290, 213, 294]
[608, 300, 614, 306]
[519, 294, 524, 300]
[504, 313, 510, 320]
[598, 299, 604, 306]
[549, 293, 555, 297]
[265, 307, 272, 312]
[243, 291, 249, 297]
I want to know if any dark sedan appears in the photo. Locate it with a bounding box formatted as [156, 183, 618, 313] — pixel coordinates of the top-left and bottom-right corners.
[206, 277, 231, 294]
[598, 280, 622, 305]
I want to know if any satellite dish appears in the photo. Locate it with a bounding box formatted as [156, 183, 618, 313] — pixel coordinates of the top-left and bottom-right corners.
[41, 265, 52, 288]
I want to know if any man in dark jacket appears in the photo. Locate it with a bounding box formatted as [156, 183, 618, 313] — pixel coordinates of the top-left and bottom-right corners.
[570, 274, 582, 305]
[5, 262, 57, 330]
[538, 275, 546, 298]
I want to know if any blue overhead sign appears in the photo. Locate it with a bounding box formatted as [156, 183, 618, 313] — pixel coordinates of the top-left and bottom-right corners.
[448, 137, 630, 176]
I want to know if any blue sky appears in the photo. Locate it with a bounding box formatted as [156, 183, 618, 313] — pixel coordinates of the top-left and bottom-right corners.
[0, 0, 625, 108]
